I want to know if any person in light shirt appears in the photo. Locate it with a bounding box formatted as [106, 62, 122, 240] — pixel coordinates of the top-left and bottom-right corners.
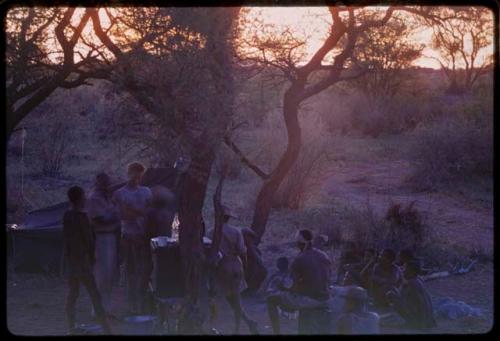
[112, 162, 152, 314]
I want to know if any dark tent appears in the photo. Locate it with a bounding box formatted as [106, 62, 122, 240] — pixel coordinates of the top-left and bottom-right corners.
[7, 167, 179, 274]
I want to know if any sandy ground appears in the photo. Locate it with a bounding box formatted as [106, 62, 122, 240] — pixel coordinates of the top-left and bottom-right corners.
[6, 261, 493, 335]
[6, 137, 493, 335]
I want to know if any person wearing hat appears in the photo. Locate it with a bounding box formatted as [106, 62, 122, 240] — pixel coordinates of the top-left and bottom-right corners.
[386, 260, 437, 329]
[266, 229, 332, 334]
[208, 205, 259, 334]
[336, 286, 380, 334]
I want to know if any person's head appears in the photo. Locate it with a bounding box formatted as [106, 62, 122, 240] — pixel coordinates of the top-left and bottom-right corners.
[295, 229, 313, 251]
[398, 248, 415, 266]
[276, 257, 289, 272]
[364, 248, 376, 262]
[95, 172, 111, 192]
[379, 248, 396, 265]
[67, 186, 85, 208]
[343, 286, 368, 313]
[403, 260, 421, 280]
[127, 162, 146, 186]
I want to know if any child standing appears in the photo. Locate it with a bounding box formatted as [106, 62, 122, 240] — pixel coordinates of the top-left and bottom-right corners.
[63, 186, 112, 334]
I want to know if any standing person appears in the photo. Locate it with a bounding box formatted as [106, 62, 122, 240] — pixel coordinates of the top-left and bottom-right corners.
[63, 186, 112, 334]
[112, 162, 153, 315]
[87, 172, 121, 319]
[209, 205, 259, 334]
[336, 286, 380, 334]
[240, 227, 268, 297]
[266, 229, 332, 335]
[144, 185, 177, 240]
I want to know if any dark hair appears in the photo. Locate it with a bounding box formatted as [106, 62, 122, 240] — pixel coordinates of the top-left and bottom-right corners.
[277, 257, 289, 271]
[404, 260, 421, 276]
[127, 161, 146, 173]
[67, 186, 85, 204]
[382, 248, 396, 262]
[399, 248, 415, 263]
[299, 229, 313, 242]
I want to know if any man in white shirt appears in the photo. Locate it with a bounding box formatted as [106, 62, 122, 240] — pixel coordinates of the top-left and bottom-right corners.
[112, 162, 152, 314]
[87, 172, 121, 318]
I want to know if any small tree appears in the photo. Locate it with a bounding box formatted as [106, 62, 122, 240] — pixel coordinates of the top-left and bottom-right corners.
[428, 7, 493, 94]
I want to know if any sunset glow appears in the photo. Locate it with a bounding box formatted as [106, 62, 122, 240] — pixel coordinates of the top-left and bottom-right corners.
[241, 6, 494, 69]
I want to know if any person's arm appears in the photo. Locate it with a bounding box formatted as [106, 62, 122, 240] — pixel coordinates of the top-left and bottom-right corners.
[238, 233, 248, 271]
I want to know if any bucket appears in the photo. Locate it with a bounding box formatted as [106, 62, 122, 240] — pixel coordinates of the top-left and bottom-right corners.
[122, 315, 157, 335]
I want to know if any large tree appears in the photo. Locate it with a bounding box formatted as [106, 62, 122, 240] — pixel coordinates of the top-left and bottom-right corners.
[4, 7, 113, 140]
[236, 6, 451, 244]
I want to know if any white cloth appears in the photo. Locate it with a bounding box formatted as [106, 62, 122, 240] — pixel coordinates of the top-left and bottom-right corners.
[92, 233, 118, 314]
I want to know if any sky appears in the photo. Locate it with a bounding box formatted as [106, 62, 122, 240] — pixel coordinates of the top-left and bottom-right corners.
[242, 6, 494, 69]
[32, 7, 495, 69]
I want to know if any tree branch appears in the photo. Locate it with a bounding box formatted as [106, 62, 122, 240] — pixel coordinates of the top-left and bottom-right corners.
[223, 135, 269, 179]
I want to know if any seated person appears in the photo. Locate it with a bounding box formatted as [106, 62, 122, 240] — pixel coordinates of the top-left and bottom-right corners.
[265, 257, 290, 295]
[343, 248, 377, 287]
[336, 286, 380, 334]
[397, 248, 429, 276]
[369, 248, 402, 308]
[267, 230, 332, 335]
[337, 242, 363, 284]
[387, 260, 437, 330]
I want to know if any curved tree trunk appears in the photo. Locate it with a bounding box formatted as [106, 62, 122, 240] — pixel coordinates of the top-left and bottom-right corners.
[177, 150, 215, 333]
[251, 85, 303, 244]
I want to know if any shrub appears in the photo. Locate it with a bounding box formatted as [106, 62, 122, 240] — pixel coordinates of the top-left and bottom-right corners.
[407, 116, 493, 191]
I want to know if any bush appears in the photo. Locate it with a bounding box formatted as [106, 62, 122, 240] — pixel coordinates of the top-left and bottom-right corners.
[407, 116, 493, 191]
[332, 199, 431, 253]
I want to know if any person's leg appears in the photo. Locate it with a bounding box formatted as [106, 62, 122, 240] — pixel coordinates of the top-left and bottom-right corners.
[226, 294, 258, 334]
[124, 238, 138, 313]
[267, 294, 284, 335]
[82, 274, 112, 334]
[65, 277, 80, 333]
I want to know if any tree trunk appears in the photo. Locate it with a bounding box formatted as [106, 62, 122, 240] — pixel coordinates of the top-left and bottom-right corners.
[177, 150, 215, 333]
[251, 85, 303, 244]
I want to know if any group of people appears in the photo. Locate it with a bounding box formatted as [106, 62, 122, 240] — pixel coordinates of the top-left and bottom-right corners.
[62, 160, 436, 335]
[262, 233, 436, 334]
[63, 162, 174, 334]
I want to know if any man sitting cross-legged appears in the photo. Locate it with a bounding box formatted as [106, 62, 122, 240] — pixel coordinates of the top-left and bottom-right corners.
[266, 229, 332, 335]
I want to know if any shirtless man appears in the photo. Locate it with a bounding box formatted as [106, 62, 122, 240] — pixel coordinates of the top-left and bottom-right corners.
[266, 229, 332, 335]
[87, 172, 121, 318]
[112, 162, 152, 314]
[387, 260, 436, 329]
[369, 248, 402, 309]
[336, 286, 380, 334]
[209, 206, 258, 334]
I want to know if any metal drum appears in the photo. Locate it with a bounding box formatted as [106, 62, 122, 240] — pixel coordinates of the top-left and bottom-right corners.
[150, 237, 212, 298]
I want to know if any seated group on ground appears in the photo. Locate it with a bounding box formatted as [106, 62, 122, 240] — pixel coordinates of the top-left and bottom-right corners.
[62, 161, 436, 335]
